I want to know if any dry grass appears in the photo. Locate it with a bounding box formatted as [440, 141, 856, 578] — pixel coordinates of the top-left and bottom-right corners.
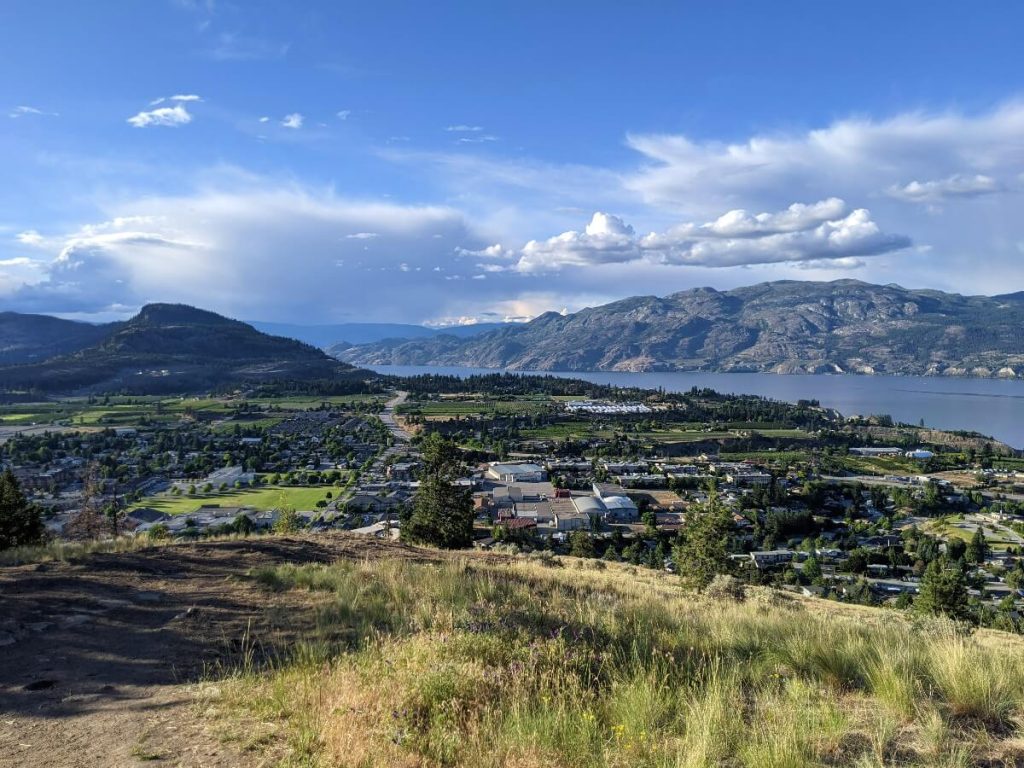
[200, 555, 1024, 767]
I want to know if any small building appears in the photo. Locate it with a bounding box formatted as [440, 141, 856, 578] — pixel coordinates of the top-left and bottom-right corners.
[749, 550, 795, 569]
[905, 449, 935, 460]
[554, 511, 591, 531]
[850, 447, 904, 457]
[487, 462, 548, 483]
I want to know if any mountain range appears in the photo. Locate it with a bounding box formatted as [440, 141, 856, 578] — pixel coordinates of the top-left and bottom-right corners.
[249, 320, 509, 348]
[0, 304, 361, 394]
[334, 280, 1024, 378]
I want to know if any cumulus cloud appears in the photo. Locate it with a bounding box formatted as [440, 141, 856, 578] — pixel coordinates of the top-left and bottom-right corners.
[0, 181, 516, 321]
[281, 113, 303, 129]
[624, 103, 1024, 216]
[127, 105, 192, 128]
[514, 202, 910, 273]
[887, 173, 1001, 202]
[336, 110, 351, 120]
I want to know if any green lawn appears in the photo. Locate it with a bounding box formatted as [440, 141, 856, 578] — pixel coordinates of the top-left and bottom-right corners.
[130, 485, 338, 515]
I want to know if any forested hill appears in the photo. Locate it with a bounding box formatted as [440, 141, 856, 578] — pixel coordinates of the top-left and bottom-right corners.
[0, 304, 365, 395]
[0, 312, 115, 364]
[336, 279, 1024, 378]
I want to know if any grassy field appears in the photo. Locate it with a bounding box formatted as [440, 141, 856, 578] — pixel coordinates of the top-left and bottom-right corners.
[923, 515, 1021, 552]
[834, 454, 926, 476]
[130, 485, 338, 515]
[206, 554, 1024, 768]
[0, 393, 385, 431]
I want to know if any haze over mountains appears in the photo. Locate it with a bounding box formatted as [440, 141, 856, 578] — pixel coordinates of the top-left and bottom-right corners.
[249, 321, 509, 348]
[335, 280, 1024, 378]
[4, 279, 1023, 394]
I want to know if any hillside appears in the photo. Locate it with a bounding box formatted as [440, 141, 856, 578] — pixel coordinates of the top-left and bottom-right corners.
[1, 534, 1021, 768]
[0, 304, 363, 394]
[0, 312, 114, 364]
[337, 279, 1024, 377]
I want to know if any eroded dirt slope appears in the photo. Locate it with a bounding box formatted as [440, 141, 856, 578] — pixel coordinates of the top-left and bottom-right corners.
[0, 534, 440, 768]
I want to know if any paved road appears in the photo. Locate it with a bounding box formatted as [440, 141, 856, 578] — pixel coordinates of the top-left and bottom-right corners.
[381, 391, 413, 443]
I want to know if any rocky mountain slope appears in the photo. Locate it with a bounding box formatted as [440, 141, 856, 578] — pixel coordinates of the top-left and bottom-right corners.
[0, 304, 362, 394]
[336, 280, 1024, 377]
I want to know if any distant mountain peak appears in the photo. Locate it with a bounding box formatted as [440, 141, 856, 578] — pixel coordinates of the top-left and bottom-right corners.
[132, 303, 240, 326]
[0, 304, 362, 394]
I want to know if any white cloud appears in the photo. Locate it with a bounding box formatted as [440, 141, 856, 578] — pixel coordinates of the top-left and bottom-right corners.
[258, 116, 270, 123]
[345, 232, 378, 239]
[16, 230, 45, 246]
[0, 180, 509, 321]
[149, 94, 203, 106]
[336, 110, 351, 120]
[445, 125, 484, 132]
[281, 113, 303, 129]
[9, 105, 58, 118]
[887, 174, 1001, 202]
[127, 105, 192, 128]
[514, 202, 910, 273]
[624, 103, 1024, 216]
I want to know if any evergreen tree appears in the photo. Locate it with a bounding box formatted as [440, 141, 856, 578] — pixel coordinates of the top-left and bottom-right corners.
[914, 558, 973, 622]
[966, 528, 988, 564]
[0, 470, 45, 550]
[672, 486, 733, 588]
[401, 433, 473, 548]
[569, 530, 596, 558]
[946, 538, 967, 561]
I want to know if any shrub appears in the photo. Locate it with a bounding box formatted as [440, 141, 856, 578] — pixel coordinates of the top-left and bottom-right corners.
[705, 574, 746, 602]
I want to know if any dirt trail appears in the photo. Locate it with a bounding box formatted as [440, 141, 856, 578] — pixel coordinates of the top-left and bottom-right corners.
[0, 534, 439, 768]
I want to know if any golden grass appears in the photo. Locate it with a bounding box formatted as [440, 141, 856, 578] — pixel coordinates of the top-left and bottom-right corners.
[203, 555, 1024, 767]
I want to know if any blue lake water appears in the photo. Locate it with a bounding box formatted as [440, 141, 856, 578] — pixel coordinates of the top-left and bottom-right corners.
[369, 365, 1024, 449]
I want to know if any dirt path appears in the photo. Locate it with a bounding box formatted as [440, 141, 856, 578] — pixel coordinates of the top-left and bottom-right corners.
[0, 534, 440, 768]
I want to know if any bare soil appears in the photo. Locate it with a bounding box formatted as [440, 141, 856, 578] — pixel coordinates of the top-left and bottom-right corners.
[0, 534, 442, 768]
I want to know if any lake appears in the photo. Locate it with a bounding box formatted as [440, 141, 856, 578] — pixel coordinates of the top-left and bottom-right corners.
[368, 365, 1024, 449]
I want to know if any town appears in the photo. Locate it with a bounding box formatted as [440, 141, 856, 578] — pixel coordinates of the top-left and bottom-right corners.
[2, 378, 1023, 631]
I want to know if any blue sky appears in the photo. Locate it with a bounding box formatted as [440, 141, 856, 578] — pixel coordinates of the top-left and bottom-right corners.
[2, 1, 1024, 324]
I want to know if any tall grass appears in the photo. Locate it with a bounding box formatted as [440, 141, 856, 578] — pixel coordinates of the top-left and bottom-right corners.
[207, 557, 1024, 767]
[0, 535, 162, 566]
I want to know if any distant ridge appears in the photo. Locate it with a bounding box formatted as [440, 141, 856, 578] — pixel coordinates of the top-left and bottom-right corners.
[335, 279, 1024, 378]
[0, 304, 364, 394]
[0, 311, 114, 364]
[250, 320, 511, 348]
